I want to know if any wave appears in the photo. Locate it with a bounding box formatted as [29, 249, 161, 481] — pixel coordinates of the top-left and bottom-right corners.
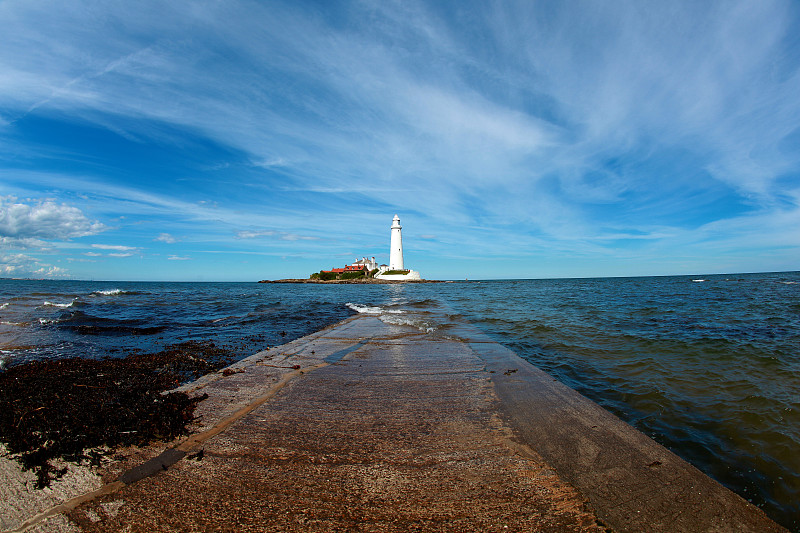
[346, 302, 441, 333]
[90, 289, 143, 296]
[378, 314, 437, 333]
[49, 310, 166, 336]
[92, 289, 124, 296]
[42, 298, 84, 309]
[403, 298, 441, 309]
[345, 302, 404, 315]
[0, 302, 8, 310]
[692, 279, 706, 282]
[69, 324, 166, 336]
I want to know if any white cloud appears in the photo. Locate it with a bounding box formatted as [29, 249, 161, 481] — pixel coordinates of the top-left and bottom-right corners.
[252, 157, 288, 168]
[236, 230, 275, 239]
[168, 255, 190, 260]
[81, 245, 138, 258]
[236, 229, 319, 242]
[0, 236, 50, 249]
[0, 1, 798, 278]
[0, 196, 105, 240]
[155, 232, 177, 243]
[0, 253, 69, 278]
[32, 265, 69, 278]
[91, 244, 136, 251]
[280, 234, 319, 241]
[1, 253, 37, 267]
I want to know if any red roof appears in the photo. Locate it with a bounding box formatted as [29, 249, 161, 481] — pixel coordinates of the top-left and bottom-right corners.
[322, 264, 368, 274]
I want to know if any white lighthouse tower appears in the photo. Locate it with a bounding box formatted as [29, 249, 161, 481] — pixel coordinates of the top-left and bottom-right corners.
[389, 214, 404, 270]
[376, 214, 422, 280]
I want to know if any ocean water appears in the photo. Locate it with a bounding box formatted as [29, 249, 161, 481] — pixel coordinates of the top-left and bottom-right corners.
[0, 280, 367, 365]
[1, 274, 798, 529]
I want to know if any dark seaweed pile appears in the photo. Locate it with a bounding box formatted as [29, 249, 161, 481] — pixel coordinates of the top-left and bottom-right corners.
[0, 341, 234, 488]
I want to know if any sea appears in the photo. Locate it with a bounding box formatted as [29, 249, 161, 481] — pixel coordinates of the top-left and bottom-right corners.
[1, 273, 798, 530]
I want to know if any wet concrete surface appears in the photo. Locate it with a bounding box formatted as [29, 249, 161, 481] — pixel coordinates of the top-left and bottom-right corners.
[457, 324, 786, 533]
[54, 316, 783, 532]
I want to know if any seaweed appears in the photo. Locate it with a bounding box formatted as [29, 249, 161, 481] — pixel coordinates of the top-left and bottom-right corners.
[0, 341, 235, 488]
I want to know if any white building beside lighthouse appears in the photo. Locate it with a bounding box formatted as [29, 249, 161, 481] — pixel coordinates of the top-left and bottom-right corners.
[376, 214, 422, 281]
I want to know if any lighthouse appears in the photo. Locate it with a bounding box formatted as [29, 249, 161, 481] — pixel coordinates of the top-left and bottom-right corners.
[389, 214, 404, 270]
[375, 214, 422, 280]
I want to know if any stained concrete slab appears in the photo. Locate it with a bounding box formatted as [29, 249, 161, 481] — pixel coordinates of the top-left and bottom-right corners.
[10, 315, 784, 532]
[461, 326, 786, 532]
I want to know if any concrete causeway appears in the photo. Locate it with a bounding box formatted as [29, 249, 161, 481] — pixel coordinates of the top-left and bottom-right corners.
[19, 315, 786, 532]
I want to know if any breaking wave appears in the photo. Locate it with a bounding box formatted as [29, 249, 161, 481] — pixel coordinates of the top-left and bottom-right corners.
[378, 314, 438, 333]
[345, 303, 404, 315]
[345, 302, 440, 333]
[42, 298, 84, 309]
[92, 289, 125, 296]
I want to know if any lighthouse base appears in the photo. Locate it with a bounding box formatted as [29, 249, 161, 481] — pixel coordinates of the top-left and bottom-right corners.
[375, 269, 422, 281]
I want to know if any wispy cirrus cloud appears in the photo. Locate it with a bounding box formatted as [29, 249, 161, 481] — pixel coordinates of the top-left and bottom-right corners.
[91, 244, 136, 251]
[0, 0, 798, 279]
[236, 230, 319, 242]
[236, 230, 275, 239]
[81, 243, 138, 259]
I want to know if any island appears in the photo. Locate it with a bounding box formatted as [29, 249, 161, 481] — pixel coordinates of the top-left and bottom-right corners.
[261, 214, 434, 283]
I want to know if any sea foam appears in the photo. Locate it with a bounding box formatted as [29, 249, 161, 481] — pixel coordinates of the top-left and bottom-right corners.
[345, 303, 437, 332]
[378, 314, 437, 333]
[92, 289, 124, 296]
[345, 303, 403, 315]
[43, 298, 79, 308]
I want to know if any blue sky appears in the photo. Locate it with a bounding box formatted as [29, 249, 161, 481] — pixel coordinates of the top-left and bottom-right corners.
[1, 0, 798, 281]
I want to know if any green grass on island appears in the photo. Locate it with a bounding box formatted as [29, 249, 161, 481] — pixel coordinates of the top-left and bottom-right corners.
[309, 269, 410, 280]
